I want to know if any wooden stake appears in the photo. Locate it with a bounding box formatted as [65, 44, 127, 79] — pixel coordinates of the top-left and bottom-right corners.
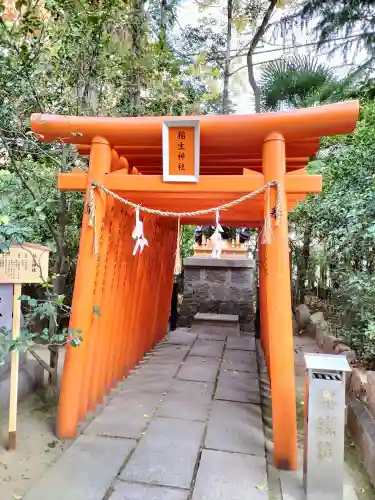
[8, 283, 21, 451]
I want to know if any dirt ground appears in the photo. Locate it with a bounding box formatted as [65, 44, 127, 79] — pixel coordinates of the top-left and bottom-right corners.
[0, 394, 69, 500]
[0, 346, 68, 500]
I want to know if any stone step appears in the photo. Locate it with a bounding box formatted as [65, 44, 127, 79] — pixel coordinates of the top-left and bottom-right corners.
[192, 313, 240, 337]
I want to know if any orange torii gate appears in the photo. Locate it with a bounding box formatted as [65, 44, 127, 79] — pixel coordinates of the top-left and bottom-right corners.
[31, 100, 359, 471]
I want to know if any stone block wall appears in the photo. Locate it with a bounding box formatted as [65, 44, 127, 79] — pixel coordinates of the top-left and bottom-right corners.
[179, 257, 255, 332]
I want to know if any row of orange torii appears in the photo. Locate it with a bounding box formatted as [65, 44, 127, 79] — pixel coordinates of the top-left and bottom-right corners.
[29, 101, 359, 470]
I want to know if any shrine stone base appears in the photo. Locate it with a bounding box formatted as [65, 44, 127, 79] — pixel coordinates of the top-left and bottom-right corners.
[179, 257, 255, 333]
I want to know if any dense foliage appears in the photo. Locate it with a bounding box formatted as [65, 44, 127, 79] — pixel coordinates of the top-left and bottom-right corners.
[0, 0, 221, 383]
[290, 101, 375, 363]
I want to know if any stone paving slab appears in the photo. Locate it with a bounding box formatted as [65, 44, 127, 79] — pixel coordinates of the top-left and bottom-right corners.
[121, 417, 205, 489]
[192, 325, 239, 337]
[197, 331, 227, 341]
[177, 356, 220, 383]
[191, 449, 267, 500]
[222, 348, 258, 373]
[109, 481, 189, 500]
[84, 401, 156, 439]
[130, 363, 180, 378]
[164, 330, 197, 346]
[120, 377, 173, 397]
[194, 313, 239, 322]
[141, 355, 185, 366]
[205, 400, 265, 455]
[156, 380, 214, 421]
[112, 386, 165, 406]
[24, 435, 136, 500]
[149, 344, 190, 357]
[226, 336, 256, 351]
[344, 484, 359, 500]
[123, 368, 177, 389]
[189, 339, 224, 358]
[215, 370, 260, 404]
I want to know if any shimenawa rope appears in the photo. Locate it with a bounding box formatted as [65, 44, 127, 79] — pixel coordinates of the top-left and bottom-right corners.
[87, 180, 282, 257]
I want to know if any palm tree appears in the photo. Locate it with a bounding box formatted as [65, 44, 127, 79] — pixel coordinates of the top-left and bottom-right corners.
[258, 54, 352, 111]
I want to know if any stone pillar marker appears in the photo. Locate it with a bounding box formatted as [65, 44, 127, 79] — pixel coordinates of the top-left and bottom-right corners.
[303, 353, 351, 500]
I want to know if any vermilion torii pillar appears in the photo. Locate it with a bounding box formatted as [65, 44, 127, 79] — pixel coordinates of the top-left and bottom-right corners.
[57, 137, 112, 438]
[262, 132, 298, 470]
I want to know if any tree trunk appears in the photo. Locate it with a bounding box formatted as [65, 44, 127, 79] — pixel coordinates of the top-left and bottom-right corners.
[45, 148, 69, 397]
[222, 0, 233, 114]
[130, 0, 146, 116]
[247, 57, 261, 113]
[48, 345, 59, 385]
[246, 0, 277, 113]
[160, 0, 167, 48]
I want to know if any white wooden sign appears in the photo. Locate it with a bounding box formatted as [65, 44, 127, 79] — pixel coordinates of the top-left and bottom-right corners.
[0, 243, 50, 284]
[2, 242, 51, 451]
[162, 120, 200, 183]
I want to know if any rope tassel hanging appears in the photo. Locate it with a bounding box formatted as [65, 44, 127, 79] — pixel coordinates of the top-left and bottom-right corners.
[262, 185, 273, 245]
[88, 183, 99, 255]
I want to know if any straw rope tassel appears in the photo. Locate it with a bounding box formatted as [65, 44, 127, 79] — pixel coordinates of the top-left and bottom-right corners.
[88, 183, 99, 255]
[174, 218, 182, 275]
[262, 185, 272, 245]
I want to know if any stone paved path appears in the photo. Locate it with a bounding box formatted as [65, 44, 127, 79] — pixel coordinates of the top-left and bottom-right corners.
[23, 328, 268, 500]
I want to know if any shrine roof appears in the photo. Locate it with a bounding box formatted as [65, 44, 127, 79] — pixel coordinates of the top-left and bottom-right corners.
[31, 101, 359, 176]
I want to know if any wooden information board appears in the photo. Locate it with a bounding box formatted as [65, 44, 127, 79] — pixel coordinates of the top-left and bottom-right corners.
[2, 242, 51, 451]
[0, 243, 50, 284]
[162, 120, 200, 182]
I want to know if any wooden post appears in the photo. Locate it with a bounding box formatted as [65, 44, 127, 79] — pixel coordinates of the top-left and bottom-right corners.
[262, 132, 298, 471]
[8, 283, 21, 450]
[57, 137, 111, 438]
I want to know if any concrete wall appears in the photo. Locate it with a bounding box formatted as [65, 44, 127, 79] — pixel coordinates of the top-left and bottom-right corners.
[179, 257, 255, 332]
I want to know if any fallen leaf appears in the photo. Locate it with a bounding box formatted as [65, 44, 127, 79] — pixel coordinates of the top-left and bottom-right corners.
[13, 495, 22, 499]
[255, 483, 267, 491]
[143, 414, 150, 418]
